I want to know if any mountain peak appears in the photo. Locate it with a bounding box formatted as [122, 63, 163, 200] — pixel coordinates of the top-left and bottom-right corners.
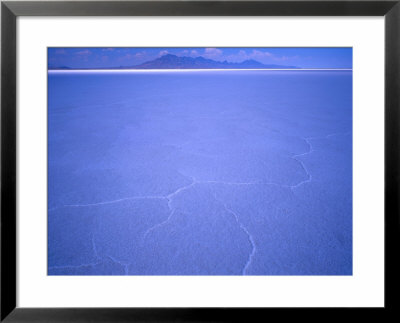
[159, 54, 178, 59]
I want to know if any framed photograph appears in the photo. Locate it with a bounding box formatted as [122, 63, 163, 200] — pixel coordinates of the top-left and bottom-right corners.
[1, 0, 399, 321]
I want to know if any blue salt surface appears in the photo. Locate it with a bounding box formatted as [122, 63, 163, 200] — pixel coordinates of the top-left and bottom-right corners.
[48, 70, 352, 275]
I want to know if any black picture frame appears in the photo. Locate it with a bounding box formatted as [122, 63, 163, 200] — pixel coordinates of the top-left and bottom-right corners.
[1, 0, 399, 321]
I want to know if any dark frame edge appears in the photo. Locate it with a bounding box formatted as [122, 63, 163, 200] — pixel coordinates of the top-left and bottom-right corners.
[1, 1, 17, 322]
[2, 1, 399, 16]
[1, 0, 400, 322]
[384, 0, 400, 315]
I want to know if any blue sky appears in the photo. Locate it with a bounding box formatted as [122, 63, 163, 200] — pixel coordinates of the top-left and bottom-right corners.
[48, 47, 352, 69]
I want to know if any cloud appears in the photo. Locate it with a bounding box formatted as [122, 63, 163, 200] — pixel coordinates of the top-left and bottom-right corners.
[135, 51, 147, 58]
[159, 50, 169, 56]
[226, 49, 272, 62]
[179, 49, 199, 57]
[102, 48, 115, 52]
[76, 49, 91, 56]
[55, 49, 66, 55]
[203, 48, 223, 58]
[224, 50, 299, 64]
[272, 55, 299, 61]
[121, 54, 133, 60]
[251, 50, 273, 59]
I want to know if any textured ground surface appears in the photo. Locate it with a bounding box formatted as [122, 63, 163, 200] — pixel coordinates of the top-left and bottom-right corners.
[48, 70, 352, 275]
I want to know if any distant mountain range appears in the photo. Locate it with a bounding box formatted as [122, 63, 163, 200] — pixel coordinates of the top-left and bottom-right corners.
[131, 54, 298, 69]
[49, 54, 299, 70]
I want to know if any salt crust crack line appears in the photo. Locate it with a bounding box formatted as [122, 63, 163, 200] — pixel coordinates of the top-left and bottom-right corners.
[106, 255, 130, 275]
[92, 232, 130, 275]
[63, 196, 166, 208]
[48, 258, 129, 274]
[92, 233, 99, 260]
[213, 193, 256, 275]
[141, 178, 197, 242]
[290, 137, 313, 189]
[48, 262, 103, 271]
[290, 131, 350, 190]
[141, 178, 261, 242]
[49, 180, 265, 211]
[48, 234, 102, 272]
[49, 234, 130, 274]
[142, 209, 176, 242]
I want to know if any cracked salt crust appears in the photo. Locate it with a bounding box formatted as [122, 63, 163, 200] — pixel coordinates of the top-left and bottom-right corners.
[48, 132, 350, 275]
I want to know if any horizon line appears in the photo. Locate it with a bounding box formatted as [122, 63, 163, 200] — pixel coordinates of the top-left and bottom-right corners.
[48, 68, 352, 73]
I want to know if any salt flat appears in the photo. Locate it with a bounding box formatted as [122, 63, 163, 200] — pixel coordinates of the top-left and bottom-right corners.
[48, 70, 352, 275]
